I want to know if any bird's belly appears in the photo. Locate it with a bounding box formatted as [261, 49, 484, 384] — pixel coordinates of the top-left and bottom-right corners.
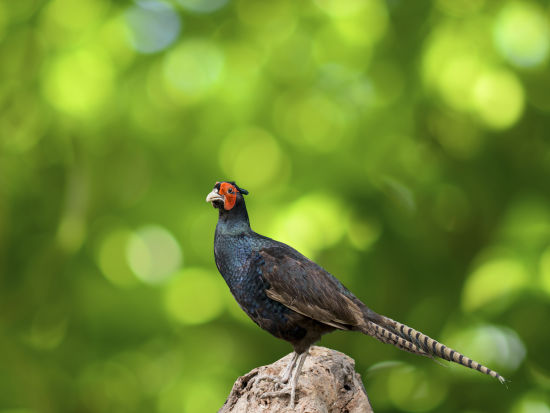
[229, 277, 309, 343]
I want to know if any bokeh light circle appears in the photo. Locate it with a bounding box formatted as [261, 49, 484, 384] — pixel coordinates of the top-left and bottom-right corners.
[124, 0, 181, 54]
[163, 39, 224, 101]
[126, 225, 182, 284]
[462, 258, 528, 312]
[437, 54, 483, 111]
[472, 68, 524, 130]
[494, 2, 550, 68]
[163, 268, 225, 325]
[272, 193, 345, 258]
[442, 324, 526, 372]
[275, 92, 346, 151]
[511, 393, 550, 413]
[42, 49, 114, 118]
[387, 365, 448, 412]
[41, 0, 109, 35]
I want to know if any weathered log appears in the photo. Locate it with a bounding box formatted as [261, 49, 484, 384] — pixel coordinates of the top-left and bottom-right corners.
[219, 346, 373, 413]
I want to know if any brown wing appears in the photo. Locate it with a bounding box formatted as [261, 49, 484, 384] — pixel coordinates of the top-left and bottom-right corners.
[256, 245, 367, 330]
[256, 245, 430, 358]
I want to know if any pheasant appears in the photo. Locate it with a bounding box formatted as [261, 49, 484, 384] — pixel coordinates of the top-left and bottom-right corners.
[206, 181, 505, 408]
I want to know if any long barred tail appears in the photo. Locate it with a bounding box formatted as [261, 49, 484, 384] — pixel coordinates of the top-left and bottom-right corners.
[361, 313, 506, 384]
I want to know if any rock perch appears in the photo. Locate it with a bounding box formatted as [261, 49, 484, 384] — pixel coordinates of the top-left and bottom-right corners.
[219, 346, 373, 413]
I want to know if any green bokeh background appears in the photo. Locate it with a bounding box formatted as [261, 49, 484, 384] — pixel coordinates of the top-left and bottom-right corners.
[1, 0, 550, 412]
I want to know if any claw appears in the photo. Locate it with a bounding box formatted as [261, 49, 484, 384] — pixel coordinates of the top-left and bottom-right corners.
[250, 374, 285, 389]
[258, 350, 308, 408]
[261, 385, 296, 408]
[260, 387, 291, 398]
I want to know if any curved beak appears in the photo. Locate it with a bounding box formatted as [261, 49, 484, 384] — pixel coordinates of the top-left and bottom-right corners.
[206, 189, 224, 204]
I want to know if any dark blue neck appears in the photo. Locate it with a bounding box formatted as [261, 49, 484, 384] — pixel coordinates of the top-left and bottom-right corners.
[216, 199, 251, 235]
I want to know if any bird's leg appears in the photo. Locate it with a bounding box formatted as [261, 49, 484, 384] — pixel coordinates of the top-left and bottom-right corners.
[261, 350, 309, 408]
[279, 351, 299, 384]
[289, 351, 307, 408]
[251, 351, 298, 388]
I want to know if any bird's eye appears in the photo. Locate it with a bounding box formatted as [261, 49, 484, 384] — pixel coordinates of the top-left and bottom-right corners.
[228, 188, 234, 194]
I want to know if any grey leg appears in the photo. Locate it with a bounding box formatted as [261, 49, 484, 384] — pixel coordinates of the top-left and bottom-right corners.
[252, 351, 299, 388]
[289, 351, 307, 408]
[261, 349, 309, 408]
[280, 351, 298, 384]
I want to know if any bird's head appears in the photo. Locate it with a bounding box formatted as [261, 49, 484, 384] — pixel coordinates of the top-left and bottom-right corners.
[206, 181, 249, 211]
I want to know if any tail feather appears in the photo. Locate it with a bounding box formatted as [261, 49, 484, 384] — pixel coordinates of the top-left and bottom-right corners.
[365, 313, 506, 384]
[361, 322, 429, 358]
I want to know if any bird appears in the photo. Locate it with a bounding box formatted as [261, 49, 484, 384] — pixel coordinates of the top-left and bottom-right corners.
[206, 181, 505, 408]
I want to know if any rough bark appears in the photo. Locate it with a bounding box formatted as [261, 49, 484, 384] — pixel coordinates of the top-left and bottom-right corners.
[219, 346, 373, 413]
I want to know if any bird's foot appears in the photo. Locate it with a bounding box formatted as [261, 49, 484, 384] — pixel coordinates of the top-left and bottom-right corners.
[251, 373, 287, 387]
[254, 351, 306, 408]
[261, 384, 297, 408]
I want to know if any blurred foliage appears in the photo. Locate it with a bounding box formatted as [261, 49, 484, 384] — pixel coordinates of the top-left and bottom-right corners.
[1, 0, 549, 412]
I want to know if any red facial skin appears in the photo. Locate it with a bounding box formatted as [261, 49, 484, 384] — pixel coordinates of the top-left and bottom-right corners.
[219, 182, 238, 210]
